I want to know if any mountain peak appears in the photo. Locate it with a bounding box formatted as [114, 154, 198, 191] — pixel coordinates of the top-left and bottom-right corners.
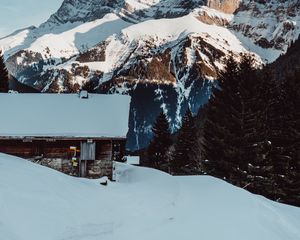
[41, 0, 119, 28]
[41, 0, 205, 28]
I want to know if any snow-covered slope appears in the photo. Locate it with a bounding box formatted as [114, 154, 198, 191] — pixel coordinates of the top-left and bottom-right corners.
[0, 153, 299, 240]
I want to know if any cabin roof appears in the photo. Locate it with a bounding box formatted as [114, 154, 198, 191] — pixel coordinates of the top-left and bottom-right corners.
[0, 93, 131, 139]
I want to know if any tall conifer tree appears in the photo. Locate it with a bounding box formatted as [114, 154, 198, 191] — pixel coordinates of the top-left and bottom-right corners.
[172, 108, 197, 175]
[246, 68, 274, 198]
[271, 71, 300, 205]
[0, 51, 9, 92]
[203, 55, 242, 182]
[203, 54, 260, 186]
[148, 111, 172, 171]
[202, 49, 300, 206]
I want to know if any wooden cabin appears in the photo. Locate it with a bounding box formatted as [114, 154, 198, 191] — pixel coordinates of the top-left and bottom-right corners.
[0, 92, 131, 179]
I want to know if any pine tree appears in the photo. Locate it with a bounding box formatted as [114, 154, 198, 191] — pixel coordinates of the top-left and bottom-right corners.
[246, 67, 275, 198]
[201, 50, 300, 206]
[234, 54, 259, 185]
[267, 81, 293, 202]
[193, 106, 208, 174]
[203, 56, 239, 179]
[276, 70, 300, 206]
[0, 51, 9, 92]
[203, 54, 261, 186]
[148, 111, 172, 171]
[171, 108, 197, 175]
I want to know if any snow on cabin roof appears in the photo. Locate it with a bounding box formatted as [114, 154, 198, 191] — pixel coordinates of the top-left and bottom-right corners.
[0, 93, 131, 139]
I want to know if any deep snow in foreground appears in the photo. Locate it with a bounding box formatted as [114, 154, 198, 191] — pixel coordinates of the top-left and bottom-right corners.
[0, 154, 299, 240]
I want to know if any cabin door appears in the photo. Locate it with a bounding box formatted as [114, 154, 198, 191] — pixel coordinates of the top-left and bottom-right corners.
[80, 141, 96, 177]
[80, 142, 96, 161]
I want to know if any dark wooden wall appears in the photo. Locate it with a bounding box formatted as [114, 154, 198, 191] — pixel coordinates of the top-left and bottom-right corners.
[0, 139, 126, 161]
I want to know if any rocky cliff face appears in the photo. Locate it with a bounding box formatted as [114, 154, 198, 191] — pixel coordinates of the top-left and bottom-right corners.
[1, 0, 299, 149]
[207, 0, 240, 14]
[230, 0, 300, 61]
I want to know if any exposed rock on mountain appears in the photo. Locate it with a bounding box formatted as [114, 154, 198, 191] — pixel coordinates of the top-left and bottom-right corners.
[207, 0, 241, 14]
[230, 0, 300, 61]
[195, 6, 232, 26]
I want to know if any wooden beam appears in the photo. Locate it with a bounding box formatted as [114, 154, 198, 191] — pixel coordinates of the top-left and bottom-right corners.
[0, 136, 126, 141]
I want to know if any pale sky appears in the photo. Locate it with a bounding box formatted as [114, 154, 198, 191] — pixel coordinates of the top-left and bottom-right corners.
[0, 0, 63, 38]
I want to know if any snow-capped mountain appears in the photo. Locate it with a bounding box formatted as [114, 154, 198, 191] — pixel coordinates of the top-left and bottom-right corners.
[42, 0, 205, 27]
[1, 0, 300, 149]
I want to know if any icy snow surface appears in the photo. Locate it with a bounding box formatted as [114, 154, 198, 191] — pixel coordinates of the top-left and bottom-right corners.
[0, 93, 131, 138]
[0, 153, 299, 240]
[0, 13, 132, 60]
[29, 13, 132, 59]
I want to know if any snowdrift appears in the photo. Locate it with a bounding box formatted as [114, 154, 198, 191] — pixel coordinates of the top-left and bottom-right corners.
[0, 153, 299, 240]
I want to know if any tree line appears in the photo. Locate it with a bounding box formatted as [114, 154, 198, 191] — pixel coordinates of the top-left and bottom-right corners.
[147, 54, 300, 207]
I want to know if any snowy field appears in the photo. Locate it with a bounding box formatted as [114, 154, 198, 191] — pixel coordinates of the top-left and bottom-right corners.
[0, 153, 299, 240]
